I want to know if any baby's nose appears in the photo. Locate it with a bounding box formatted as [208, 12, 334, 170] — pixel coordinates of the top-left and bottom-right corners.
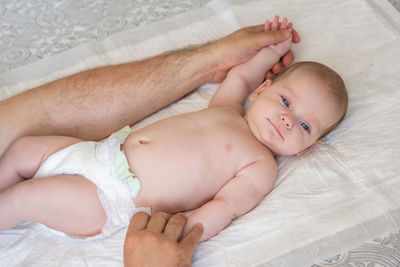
[280, 114, 293, 129]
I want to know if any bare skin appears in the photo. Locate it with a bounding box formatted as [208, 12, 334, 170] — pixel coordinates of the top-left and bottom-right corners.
[0, 18, 314, 242]
[0, 24, 299, 156]
[124, 212, 203, 267]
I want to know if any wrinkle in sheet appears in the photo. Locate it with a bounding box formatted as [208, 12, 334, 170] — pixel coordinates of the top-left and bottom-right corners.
[0, 0, 399, 266]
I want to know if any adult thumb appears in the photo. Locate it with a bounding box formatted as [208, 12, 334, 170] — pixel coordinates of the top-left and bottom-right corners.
[258, 29, 292, 47]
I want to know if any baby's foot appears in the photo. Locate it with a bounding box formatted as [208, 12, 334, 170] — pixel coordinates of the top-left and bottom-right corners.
[265, 16, 292, 57]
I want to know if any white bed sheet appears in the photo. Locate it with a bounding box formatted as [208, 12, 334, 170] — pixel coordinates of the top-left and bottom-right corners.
[1, 0, 400, 266]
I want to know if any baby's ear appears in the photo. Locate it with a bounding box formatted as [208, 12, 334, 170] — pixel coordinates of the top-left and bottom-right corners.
[296, 139, 321, 157]
[250, 79, 272, 101]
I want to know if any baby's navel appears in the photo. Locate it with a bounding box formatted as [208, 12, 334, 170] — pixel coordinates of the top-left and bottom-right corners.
[138, 139, 149, 145]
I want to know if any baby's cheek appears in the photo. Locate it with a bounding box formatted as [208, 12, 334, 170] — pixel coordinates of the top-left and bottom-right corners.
[289, 134, 308, 154]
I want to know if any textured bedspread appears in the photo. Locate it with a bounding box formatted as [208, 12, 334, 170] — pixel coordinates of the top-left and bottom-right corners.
[1, 0, 400, 266]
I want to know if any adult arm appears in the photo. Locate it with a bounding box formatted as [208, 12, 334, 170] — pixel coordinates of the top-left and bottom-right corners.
[0, 24, 294, 156]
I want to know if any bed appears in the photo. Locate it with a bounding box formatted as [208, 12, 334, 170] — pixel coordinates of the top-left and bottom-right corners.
[1, 0, 400, 266]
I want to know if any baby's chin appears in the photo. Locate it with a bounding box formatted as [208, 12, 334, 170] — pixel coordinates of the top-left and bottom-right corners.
[265, 145, 300, 157]
[254, 135, 304, 156]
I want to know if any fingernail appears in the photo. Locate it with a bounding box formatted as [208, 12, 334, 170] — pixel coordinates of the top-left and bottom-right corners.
[176, 213, 187, 219]
[195, 223, 204, 231]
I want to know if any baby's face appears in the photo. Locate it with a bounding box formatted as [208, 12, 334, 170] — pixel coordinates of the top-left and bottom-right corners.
[246, 68, 342, 156]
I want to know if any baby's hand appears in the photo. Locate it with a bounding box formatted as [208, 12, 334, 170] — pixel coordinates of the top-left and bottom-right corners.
[265, 16, 292, 57]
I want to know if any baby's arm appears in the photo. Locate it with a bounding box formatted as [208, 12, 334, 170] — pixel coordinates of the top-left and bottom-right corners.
[209, 16, 292, 111]
[183, 158, 277, 242]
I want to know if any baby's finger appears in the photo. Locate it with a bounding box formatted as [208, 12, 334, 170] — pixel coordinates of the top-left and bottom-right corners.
[281, 17, 288, 30]
[264, 20, 270, 31]
[271, 15, 279, 30]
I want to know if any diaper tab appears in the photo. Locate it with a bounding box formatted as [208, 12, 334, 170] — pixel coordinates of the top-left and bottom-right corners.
[112, 126, 141, 197]
[113, 125, 132, 142]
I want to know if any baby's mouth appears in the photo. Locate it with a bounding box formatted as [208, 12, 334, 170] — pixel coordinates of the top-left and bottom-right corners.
[267, 118, 284, 140]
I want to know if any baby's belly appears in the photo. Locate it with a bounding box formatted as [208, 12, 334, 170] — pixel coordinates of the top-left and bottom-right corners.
[123, 136, 235, 213]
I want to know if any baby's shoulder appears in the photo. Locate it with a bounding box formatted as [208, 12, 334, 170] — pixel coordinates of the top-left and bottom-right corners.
[235, 151, 277, 196]
[240, 146, 277, 174]
[257, 150, 278, 171]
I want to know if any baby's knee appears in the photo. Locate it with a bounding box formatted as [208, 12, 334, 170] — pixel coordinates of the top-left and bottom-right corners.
[0, 136, 36, 172]
[1, 136, 45, 178]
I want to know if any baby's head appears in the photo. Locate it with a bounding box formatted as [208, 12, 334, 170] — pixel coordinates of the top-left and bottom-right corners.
[245, 61, 347, 156]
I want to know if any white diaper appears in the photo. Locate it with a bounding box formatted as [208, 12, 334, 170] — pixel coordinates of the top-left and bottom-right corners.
[33, 126, 147, 240]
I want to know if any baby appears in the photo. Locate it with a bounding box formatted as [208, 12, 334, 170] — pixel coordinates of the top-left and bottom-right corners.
[0, 17, 347, 241]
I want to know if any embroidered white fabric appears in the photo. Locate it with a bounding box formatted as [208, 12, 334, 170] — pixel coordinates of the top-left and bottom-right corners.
[0, 0, 207, 73]
[0, 0, 399, 266]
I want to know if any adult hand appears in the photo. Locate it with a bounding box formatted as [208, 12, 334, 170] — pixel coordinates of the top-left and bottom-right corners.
[124, 212, 203, 267]
[207, 23, 301, 83]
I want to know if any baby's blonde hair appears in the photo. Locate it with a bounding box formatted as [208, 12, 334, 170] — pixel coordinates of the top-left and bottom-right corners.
[275, 61, 348, 138]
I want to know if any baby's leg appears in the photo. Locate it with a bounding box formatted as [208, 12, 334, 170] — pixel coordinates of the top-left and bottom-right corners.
[0, 174, 106, 236]
[0, 135, 82, 191]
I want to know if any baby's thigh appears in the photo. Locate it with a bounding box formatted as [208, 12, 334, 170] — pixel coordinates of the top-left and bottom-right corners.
[17, 174, 106, 236]
[4, 135, 82, 178]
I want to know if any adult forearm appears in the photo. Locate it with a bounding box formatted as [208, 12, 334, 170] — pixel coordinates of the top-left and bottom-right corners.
[116, 45, 216, 124]
[0, 25, 295, 156]
[40, 45, 216, 138]
[0, 45, 216, 155]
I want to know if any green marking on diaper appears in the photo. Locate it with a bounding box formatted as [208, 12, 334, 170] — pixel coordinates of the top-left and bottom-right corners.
[125, 178, 141, 192]
[114, 125, 132, 141]
[113, 126, 141, 192]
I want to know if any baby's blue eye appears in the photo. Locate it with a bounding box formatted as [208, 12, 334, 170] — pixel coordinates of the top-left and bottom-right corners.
[281, 96, 289, 107]
[300, 121, 310, 132]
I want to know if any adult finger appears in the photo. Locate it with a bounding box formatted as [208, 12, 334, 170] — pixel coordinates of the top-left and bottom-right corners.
[256, 29, 292, 48]
[292, 28, 301, 43]
[281, 50, 295, 67]
[265, 71, 275, 80]
[179, 223, 204, 254]
[163, 213, 187, 241]
[244, 24, 265, 32]
[272, 62, 283, 74]
[127, 212, 150, 234]
[146, 212, 171, 233]
[288, 23, 301, 43]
